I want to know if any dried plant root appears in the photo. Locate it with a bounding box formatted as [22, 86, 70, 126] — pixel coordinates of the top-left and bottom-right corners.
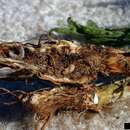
[22, 80, 130, 129]
[19, 84, 98, 130]
[0, 78, 129, 130]
[0, 84, 97, 129]
[0, 40, 130, 86]
[0, 38, 130, 130]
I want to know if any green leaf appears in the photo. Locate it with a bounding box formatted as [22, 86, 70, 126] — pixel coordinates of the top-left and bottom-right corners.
[50, 17, 130, 47]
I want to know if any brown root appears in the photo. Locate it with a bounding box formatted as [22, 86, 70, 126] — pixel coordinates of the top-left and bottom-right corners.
[0, 40, 130, 85]
[0, 88, 26, 105]
[0, 39, 130, 130]
[0, 77, 128, 130]
[17, 84, 98, 130]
